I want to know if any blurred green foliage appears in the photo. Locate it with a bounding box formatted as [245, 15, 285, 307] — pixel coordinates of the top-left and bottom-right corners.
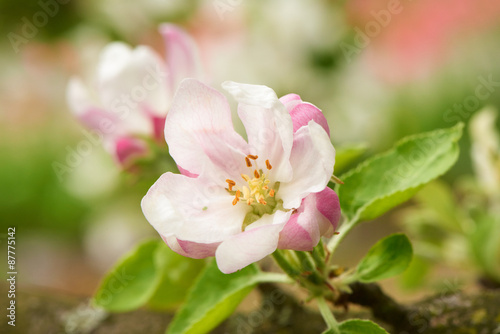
[0, 0, 82, 41]
[0, 131, 90, 239]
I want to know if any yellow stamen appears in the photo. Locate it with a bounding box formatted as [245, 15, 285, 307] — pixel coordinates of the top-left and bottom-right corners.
[228, 157, 276, 208]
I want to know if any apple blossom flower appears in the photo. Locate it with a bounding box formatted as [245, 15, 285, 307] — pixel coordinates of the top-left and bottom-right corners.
[66, 24, 202, 167]
[141, 79, 341, 273]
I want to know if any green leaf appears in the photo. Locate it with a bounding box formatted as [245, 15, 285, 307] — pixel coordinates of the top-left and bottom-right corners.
[334, 143, 368, 175]
[148, 243, 205, 310]
[93, 239, 160, 312]
[93, 239, 205, 312]
[355, 233, 413, 283]
[338, 123, 463, 222]
[321, 329, 337, 334]
[167, 260, 272, 334]
[338, 319, 389, 334]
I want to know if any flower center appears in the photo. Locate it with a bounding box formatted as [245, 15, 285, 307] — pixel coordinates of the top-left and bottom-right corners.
[225, 155, 283, 230]
[226, 155, 277, 206]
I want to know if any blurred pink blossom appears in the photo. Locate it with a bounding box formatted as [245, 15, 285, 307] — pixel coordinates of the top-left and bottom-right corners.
[66, 24, 202, 168]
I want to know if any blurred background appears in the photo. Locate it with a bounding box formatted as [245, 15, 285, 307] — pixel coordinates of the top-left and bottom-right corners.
[1, 0, 500, 308]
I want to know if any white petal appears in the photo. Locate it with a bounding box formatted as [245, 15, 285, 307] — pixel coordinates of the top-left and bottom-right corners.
[141, 172, 248, 244]
[279, 120, 335, 209]
[222, 81, 294, 183]
[215, 211, 290, 274]
[67, 77, 95, 117]
[165, 79, 250, 184]
[97, 42, 170, 118]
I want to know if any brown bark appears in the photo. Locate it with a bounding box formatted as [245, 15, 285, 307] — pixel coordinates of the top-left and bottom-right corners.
[1, 283, 499, 334]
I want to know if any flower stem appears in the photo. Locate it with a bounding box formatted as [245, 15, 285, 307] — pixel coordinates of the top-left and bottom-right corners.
[272, 250, 301, 278]
[257, 272, 294, 284]
[317, 296, 340, 333]
[294, 250, 324, 285]
[311, 239, 326, 271]
[326, 216, 358, 259]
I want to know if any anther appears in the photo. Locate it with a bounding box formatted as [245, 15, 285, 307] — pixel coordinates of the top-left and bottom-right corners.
[226, 179, 236, 186]
[265, 160, 272, 170]
[232, 190, 241, 206]
[254, 170, 260, 178]
[247, 154, 258, 160]
[258, 198, 267, 205]
[228, 184, 233, 191]
[241, 174, 250, 182]
[245, 157, 252, 167]
[269, 189, 275, 197]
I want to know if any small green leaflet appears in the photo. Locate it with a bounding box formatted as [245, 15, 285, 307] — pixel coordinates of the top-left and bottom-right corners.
[338, 319, 389, 334]
[354, 233, 413, 283]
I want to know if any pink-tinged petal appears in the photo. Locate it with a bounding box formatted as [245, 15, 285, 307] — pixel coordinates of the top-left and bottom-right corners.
[279, 93, 301, 107]
[97, 42, 170, 118]
[163, 235, 219, 259]
[67, 77, 120, 132]
[159, 24, 203, 88]
[177, 165, 198, 178]
[141, 172, 248, 244]
[215, 213, 289, 274]
[280, 121, 335, 209]
[314, 187, 341, 235]
[222, 81, 294, 183]
[290, 102, 330, 136]
[151, 115, 166, 143]
[278, 195, 321, 251]
[77, 107, 119, 134]
[115, 136, 149, 166]
[280, 94, 330, 136]
[165, 79, 249, 185]
[278, 188, 339, 251]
